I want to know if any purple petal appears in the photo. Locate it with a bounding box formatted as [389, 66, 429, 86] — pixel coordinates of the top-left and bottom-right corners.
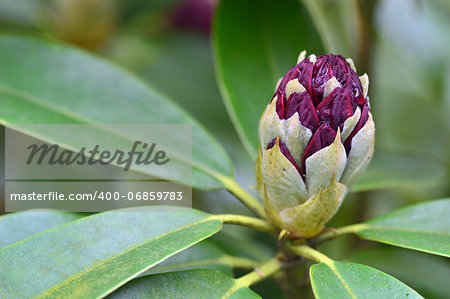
[344, 102, 370, 152]
[275, 92, 286, 118]
[275, 66, 299, 118]
[296, 59, 314, 95]
[285, 92, 319, 131]
[317, 88, 353, 131]
[301, 123, 336, 173]
[311, 54, 364, 108]
[348, 72, 365, 108]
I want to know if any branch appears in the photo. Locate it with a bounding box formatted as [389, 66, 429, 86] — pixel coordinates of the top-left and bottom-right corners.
[288, 244, 333, 265]
[235, 257, 282, 288]
[212, 214, 277, 236]
[218, 175, 267, 219]
[312, 223, 366, 245]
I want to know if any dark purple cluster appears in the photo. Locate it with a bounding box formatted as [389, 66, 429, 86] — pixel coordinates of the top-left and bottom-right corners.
[170, 0, 215, 35]
[270, 54, 370, 175]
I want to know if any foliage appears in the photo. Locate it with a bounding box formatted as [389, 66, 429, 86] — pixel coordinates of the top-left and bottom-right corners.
[0, 0, 448, 298]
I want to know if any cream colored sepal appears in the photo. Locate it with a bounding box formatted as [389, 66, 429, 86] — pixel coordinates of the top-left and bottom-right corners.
[262, 137, 309, 211]
[305, 130, 347, 196]
[281, 112, 312, 169]
[346, 58, 356, 72]
[340, 113, 375, 187]
[341, 107, 361, 142]
[259, 97, 285, 150]
[323, 77, 341, 99]
[359, 74, 369, 98]
[297, 50, 307, 64]
[257, 147, 288, 230]
[285, 79, 306, 100]
[279, 178, 347, 238]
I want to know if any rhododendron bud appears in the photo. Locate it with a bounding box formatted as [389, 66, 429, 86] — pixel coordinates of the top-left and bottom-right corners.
[256, 51, 375, 238]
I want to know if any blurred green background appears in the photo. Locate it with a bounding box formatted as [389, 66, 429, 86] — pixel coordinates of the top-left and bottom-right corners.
[0, 0, 448, 298]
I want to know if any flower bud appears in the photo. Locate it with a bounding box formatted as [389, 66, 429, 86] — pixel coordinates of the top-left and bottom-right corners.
[256, 51, 375, 238]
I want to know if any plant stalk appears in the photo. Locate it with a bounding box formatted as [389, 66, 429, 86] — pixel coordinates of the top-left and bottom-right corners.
[313, 223, 366, 245]
[235, 257, 282, 288]
[212, 214, 277, 236]
[218, 175, 267, 219]
[288, 244, 333, 265]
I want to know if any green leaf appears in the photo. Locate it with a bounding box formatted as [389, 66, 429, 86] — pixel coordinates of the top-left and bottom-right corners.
[310, 261, 423, 299]
[353, 152, 448, 192]
[300, 0, 361, 59]
[373, 39, 449, 165]
[0, 35, 233, 190]
[348, 246, 450, 299]
[145, 241, 233, 276]
[213, 0, 323, 159]
[212, 226, 275, 262]
[0, 209, 84, 249]
[355, 199, 450, 257]
[372, 1, 450, 165]
[0, 206, 223, 298]
[108, 269, 260, 299]
[109, 32, 231, 136]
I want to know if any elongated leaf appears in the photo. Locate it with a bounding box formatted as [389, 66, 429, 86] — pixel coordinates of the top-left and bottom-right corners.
[0, 209, 84, 249]
[353, 152, 447, 192]
[300, 0, 361, 59]
[213, 0, 323, 159]
[212, 226, 275, 262]
[0, 206, 222, 298]
[355, 199, 450, 257]
[109, 32, 231, 136]
[348, 246, 450, 299]
[108, 269, 260, 299]
[373, 42, 449, 165]
[0, 35, 233, 190]
[310, 261, 423, 299]
[373, 0, 450, 165]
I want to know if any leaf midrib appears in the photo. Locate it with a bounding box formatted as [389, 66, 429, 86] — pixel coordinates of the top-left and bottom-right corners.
[324, 262, 356, 299]
[36, 216, 222, 298]
[0, 83, 226, 182]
